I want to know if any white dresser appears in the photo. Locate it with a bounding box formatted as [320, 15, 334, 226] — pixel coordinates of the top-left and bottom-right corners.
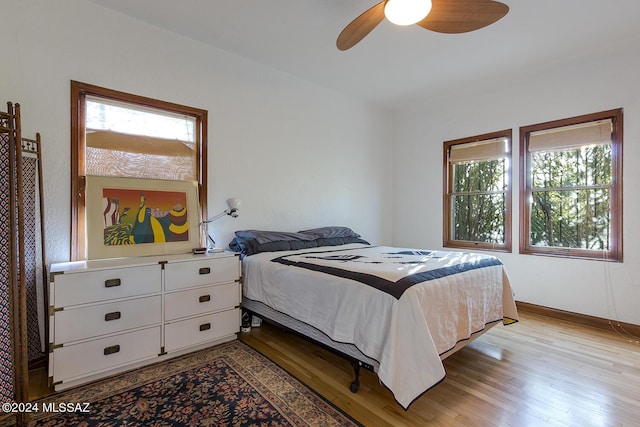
[49, 251, 240, 390]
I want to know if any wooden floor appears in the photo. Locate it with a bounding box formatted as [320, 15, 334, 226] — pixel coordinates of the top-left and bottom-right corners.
[239, 308, 640, 427]
[28, 366, 51, 401]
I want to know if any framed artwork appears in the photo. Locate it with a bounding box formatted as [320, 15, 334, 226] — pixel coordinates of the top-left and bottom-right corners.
[85, 176, 199, 260]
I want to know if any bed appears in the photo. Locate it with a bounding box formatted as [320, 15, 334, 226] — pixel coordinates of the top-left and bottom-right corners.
[231, 227, 518, 409]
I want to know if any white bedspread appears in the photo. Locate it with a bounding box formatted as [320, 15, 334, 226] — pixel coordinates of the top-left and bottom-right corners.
[242, 243, 518, 409]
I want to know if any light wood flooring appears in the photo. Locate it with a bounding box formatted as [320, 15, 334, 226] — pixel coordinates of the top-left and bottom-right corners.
[239, 307, 640, 427]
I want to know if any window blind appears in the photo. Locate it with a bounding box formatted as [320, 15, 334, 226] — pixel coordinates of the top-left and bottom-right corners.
[449, 137, 509, 164]
[86, 130, 194, 157]
[84, 96, 198, 181]
[85, 130, 197, 181]
[528, 119, 612, 153]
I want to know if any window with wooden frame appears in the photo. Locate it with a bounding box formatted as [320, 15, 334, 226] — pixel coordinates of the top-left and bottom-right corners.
[443, 130, 512, 252]
[519, 109, 623, 261]
[71, 81, 208, 260]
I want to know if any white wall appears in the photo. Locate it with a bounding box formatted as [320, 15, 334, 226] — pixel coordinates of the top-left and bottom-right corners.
[392, 36, 640, 324]
[2, 0, 393, 264]
[5, 1, 638, 325]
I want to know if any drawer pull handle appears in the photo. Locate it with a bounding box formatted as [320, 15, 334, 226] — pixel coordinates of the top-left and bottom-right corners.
[105, 278, 121, 288]
[104, 311, 121, 321]
[199, 323, 211, 332]
[199, 267, 211, 275]
[103, 345, 120, 356]
[199, 295, 211, 303]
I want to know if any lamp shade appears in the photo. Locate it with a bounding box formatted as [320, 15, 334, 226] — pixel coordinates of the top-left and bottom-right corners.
[227, 197, 240, 211]
[201, 197, 241, 223]
[384, 0, 432, 26]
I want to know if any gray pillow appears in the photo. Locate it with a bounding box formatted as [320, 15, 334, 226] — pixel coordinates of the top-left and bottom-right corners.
[298, 226, 361, 239]
[229, 237, 319, 256]
[234, 229, 316, 245]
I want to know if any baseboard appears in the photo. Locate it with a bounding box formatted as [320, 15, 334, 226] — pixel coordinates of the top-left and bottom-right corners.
[516, 301, 640, 338]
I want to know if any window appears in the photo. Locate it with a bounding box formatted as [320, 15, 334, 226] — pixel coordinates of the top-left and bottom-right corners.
[443, 130, 512, 252]
[519, 109, 623, 261]
[84, 97, 198, 180]
[71, 81, 208, 260]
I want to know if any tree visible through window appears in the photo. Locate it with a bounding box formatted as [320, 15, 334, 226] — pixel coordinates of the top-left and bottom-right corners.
[443, 130, 512, 252]
[519, 109, 623, 261]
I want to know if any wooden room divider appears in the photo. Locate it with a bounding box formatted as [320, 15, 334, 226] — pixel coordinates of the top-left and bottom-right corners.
[1, 102, 48, 426]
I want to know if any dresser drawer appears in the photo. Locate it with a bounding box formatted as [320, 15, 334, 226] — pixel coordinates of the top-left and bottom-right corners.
[54, 295, 162, 344]
[164, 308, 239, 352]
[164, 256, 239, 291]
[53, 264, 161, 307]
[165, 282, 240, 321]
[53, 326, 160, 383]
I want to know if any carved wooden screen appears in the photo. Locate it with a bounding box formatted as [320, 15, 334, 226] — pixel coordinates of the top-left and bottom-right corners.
[21, 135, 47, 365]
[0, 103, 17, 406]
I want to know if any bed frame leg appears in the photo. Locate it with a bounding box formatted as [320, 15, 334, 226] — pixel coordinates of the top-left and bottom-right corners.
[350, 360, 360, 393]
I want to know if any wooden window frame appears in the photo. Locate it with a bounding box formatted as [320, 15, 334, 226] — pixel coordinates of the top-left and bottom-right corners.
[443, 129, 512, 253]
[70, 81, 208, 261]
[519, 108, 623, 261]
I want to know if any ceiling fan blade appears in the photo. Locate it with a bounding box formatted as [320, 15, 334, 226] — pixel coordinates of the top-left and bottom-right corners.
[336, 1, 386, 51]
[417, 0, 509, 34]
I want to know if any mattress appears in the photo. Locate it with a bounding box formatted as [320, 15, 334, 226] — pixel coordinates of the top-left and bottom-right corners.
[242, 243, 518, 408]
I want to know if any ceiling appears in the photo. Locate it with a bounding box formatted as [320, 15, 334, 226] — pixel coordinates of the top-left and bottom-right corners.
[86, 0, 640, 109]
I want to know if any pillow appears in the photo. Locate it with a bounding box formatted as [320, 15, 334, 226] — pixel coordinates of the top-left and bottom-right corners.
[229, 227, 368, 256]
[229, 236, 319, 256]
[298, 226, 361, 239]
[234, 229, 315, 245]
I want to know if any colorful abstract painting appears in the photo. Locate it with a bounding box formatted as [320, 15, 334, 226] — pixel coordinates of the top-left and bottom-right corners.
[101, 187, 190, 246]
[86, 177, 199, 259]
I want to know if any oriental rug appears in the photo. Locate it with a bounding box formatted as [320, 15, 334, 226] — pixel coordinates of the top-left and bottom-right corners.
[25, 340, 361, 426]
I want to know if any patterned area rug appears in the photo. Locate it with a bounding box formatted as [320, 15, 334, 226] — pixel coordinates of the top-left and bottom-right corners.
[26, 340, 361, 426]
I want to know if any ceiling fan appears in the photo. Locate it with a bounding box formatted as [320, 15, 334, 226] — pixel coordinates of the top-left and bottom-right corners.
[336, 0, 509, 51]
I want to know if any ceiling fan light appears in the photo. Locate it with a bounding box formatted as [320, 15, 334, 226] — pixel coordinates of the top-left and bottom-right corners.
[384, 0, 432, 26]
